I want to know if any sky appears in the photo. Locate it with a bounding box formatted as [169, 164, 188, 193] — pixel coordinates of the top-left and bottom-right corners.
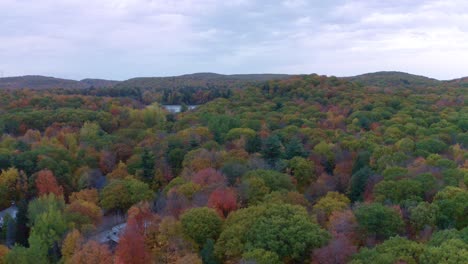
[1, 0, 468, 80]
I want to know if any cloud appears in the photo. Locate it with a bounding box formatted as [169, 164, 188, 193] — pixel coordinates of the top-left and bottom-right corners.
[1, 0, 468, 79]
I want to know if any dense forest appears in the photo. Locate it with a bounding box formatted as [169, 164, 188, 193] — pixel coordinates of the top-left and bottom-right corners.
[0, 72, 467, 263]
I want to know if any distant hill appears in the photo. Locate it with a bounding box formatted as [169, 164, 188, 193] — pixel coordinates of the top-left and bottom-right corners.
[0, 75, 87, 90]
[3, 72, 466, 91]
[0, 75, 121, 90]
[114, 73, 291, 89]
[0, 73, 290, 90]
[80, 78, 121, 88]
[445, 76, 468, 87]
[344, 71, 442, 88]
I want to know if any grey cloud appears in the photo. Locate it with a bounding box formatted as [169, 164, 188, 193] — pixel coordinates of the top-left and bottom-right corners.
[1, 0, 468, 79]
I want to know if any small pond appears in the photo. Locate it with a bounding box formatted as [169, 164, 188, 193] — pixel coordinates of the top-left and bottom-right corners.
[162, 105, 198, 113]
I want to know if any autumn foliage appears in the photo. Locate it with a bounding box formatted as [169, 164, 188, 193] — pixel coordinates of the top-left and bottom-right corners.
[35, 169, 63, 197]
[207, 188, 238, 218]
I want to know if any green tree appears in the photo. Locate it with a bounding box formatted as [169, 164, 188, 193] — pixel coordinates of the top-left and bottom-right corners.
[313, 191, 350, 217]
[242, 249, 281, 264]
[349, 166, 372, 202]
[420, 239, 468, 264]
[215, 203, 330, 262]
[140, 148, 155, 183]
[181, 207, 222, 247]
[373, 179, 423, 204]
[287, 157, 315, 192]
[246, 134, 262, 154]
[409, 202, 439, 233]
[354, 203, 404, 240]
[100, 178, 153, 212]
[5, 235, 48, 264]
[261, 135, 282, 166]
[242, 170, 294, 193]
[433, 187, 468, 229]
[284, 137, 307, 159]
[351, 236, 425, 264]
[200, 239, 218, 264]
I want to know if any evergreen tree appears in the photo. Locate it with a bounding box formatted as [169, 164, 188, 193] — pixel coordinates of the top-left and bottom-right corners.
[141, 148, 155, 183]
[246, 134, 262, 154]
[285, 137, 307, 159]
[262, 135, 282, 166]
[349, 166, 372, 202]
[201, 239, 218, 264]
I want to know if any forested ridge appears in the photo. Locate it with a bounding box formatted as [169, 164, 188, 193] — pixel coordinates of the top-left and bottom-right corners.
[0, 73, 467, 263]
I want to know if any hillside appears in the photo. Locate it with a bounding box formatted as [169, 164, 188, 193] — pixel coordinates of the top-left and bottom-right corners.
[0, 75, 87, 90]
[0, 73, 291, 93]
[114, 73, 291, 89]
[345, 71, 443, 88]
[79, 78, 121, 88]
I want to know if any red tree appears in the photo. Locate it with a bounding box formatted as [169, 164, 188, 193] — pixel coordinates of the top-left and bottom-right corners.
[115, 217, 151, 264]
[192, 168, 226, 188]
[207, 188, 238, 218]
[35, 169, 63, 197]
[311, 234, 357, 264]
[127, 202, 159, 235]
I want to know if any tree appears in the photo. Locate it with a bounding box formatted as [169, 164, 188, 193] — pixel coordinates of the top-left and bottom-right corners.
[373, 179, 423, 204]
[312, 234, 357, 264]
[242, 170, 294, 192]
[327, 210, 358, 240]
[409, 202, 439, 233]
[0, 168, 20, 209]
[61, 229, 83, 263]
[99, 150, 116, 175]
[288, 157, 315, 192]
[27, 194, 65, 226]
[351, 236, 425, 264]
[215, 203, 330, 262]
[0, 245, 9, 264]
[5, 235, 48, 264]
[69, 188, 99, 204]
[433, 187, 468, 229]
[242, 249, 281, 264]
[354, 203, 404, 240]
[181, 207, 222, 247]
[200, 239, 218, 264]
[192, 168, 226, 188]
[261, 135, 282, 165]
[420, 239, 468, 264]
[349, 166, 372, 202]
[69, 240, 113, 264]
[14, 199, 29, 246]
[284, 137, 307, 159]
[29, 204, 68, 250]
[415, 138, 448, 155]
[35, 169, 63, 197]
[221, 161, 248, 186]
[208, 188, 238, 218]
[148, 216, 197, 263]
[107, 161, 130, 180]
[100, 178, 153, 212]
[246, 134, 262, 154]
[313, 191, 350, 219]
[65, 200, 103, 231]
[115, 217, 151, 264]
[140, 148, 155, 183]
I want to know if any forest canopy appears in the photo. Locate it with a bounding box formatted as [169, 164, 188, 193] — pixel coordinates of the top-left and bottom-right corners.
[0, 72, 467, 263]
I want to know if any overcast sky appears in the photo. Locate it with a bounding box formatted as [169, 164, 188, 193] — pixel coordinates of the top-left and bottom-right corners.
[1, 0, 468, 80]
